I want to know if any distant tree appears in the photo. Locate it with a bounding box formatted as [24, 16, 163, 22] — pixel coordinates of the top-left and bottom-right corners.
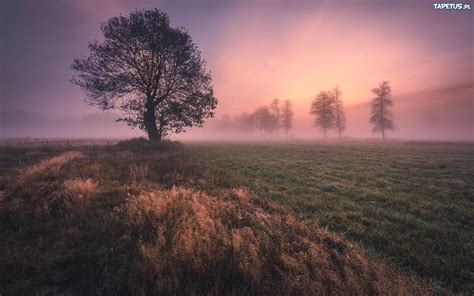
[269, 98, 281, 135]
[220, 114, 233, 130]
[253, 106, 278, 134]
[235, 113, 255, 132]
[70, 9, 217, 141]
[310, 91, 335, 138]
[281, 100, 293, 136]
[330, 86, 346, 138]
[369, 81, 395, 139]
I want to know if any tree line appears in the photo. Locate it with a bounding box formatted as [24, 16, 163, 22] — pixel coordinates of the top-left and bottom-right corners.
[310, 81, 395, 139]
[218, 81, 395, 139]
[310, 86, 345, 138]
[216, 99, 294, 136]
[71, 9, 395, 141]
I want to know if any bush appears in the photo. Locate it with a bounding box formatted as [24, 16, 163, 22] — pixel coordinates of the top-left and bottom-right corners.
[115, 138, 183, 153]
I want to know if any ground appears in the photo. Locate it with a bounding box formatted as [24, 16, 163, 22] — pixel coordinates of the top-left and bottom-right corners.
[188, 140, 473, 293]
[0, 139, 472, 294]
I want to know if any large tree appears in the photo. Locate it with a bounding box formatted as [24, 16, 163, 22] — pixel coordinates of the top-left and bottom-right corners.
[71, 9, 217, 141]
[369, 81, 395, 139]
[310, 91, 335, 138]
[330, 86, 346, 138]
[281, 99, 293, 136]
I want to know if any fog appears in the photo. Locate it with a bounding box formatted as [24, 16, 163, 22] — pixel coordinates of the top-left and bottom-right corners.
[177, 81, 473, 141]
[1, 0, 472, 141]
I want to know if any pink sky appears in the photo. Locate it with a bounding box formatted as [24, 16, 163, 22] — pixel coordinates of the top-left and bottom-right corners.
[1, 0, 472, 139]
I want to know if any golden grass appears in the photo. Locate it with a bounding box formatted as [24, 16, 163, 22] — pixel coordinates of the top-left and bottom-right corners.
[20, 151, 85, 181]
[0, 145, 434, 295]
[124, 186, 430, 295]
[64, 178, 97, 197]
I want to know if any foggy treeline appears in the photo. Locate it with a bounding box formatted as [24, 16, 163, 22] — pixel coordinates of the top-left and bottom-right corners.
[212, 98, 294, 136]
[211, 81, 396, 139]
[310, 86, 346, 138]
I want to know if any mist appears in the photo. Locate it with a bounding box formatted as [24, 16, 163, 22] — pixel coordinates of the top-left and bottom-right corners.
[1, 0, 472, 141]
[178, 80, 473, 141]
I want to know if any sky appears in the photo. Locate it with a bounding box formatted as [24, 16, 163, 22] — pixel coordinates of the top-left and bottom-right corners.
[1, 0, 473, 139]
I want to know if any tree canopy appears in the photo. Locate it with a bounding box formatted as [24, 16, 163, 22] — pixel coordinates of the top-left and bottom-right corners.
[71, 9, 217, 140]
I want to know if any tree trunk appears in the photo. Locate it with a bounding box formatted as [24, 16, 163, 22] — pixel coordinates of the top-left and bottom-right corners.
[143, 103, 161, 141]
[380, 96, 385, 140]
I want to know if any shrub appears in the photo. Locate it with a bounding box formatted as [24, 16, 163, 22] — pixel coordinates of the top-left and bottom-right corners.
[115, 138, 183, 153]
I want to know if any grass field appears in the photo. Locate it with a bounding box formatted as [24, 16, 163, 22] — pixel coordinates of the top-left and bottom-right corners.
[188, 140, 474, 293]
[0, 139, 472, 294]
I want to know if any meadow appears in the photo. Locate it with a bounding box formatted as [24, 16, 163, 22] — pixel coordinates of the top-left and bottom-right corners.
[0, 139, 472, 294]
[188, 140, 473, 293]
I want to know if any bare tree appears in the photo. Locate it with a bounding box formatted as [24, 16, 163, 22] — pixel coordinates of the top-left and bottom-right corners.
[310, 91, 335, 138]
[71, 9, 217, 141]
[370, 81, 395, 139]
[330, 86, 346, 138]
[269, 98, 281, 135]
[281, 100, 293, 136]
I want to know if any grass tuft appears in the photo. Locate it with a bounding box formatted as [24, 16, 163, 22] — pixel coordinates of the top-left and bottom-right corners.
[64, 178, 97, 197]
[20, 151, 85, 182]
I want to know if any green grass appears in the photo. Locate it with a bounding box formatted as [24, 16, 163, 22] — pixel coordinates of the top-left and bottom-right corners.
[0, 139, 470, 294]
[187, 140, 474, 293]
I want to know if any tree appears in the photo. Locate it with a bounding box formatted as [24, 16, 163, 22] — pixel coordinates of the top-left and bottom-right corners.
[310, 91, 335, 138]
[71, 9, 217, 141]
[253, 106, 278, 134]
[220, 114, 233, 130]
[269, 98, 281, 135]
[330, 86, 346, 138]
[369, 81, 395, 139]
[281, 99, 293, 136]
[233, 113, 255, 132]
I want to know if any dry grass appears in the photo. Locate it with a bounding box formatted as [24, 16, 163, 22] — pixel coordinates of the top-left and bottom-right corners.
[123, 186, 429, 295]
[20, 151, 85, 182]
[64, 178, 97, 197]
[190, 141, 473, 293]
[0, 142, 435, 295]
[129, 164, 149, 184]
